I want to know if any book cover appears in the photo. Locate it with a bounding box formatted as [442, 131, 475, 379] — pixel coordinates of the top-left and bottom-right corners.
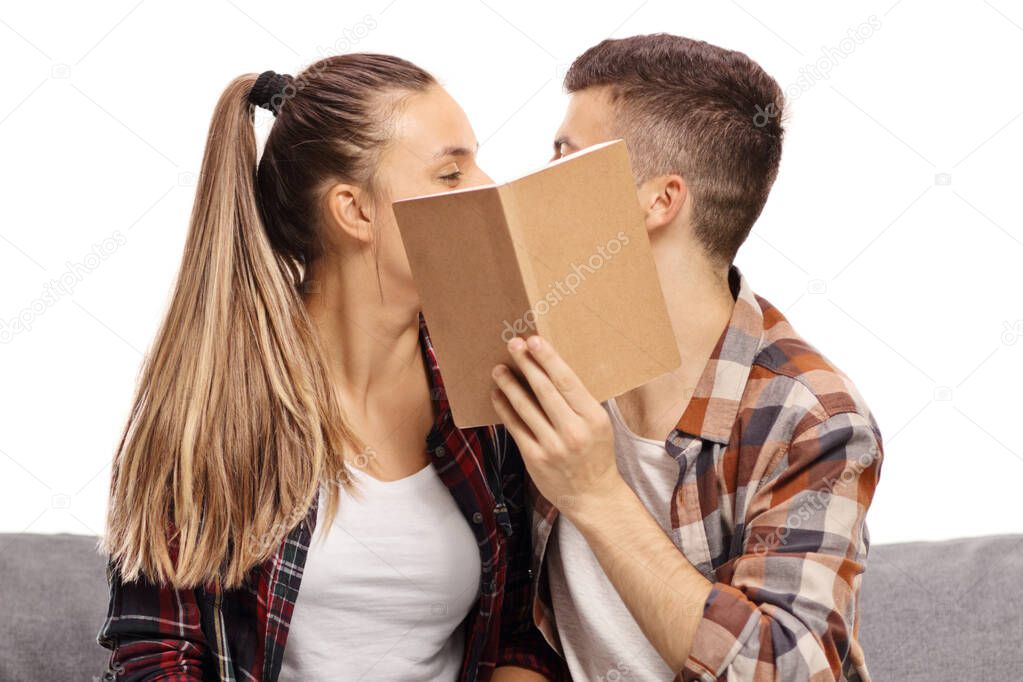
[393, 139, 680, 427]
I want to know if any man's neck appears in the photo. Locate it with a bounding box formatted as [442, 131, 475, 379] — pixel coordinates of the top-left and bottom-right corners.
[615, 239, 736, 442]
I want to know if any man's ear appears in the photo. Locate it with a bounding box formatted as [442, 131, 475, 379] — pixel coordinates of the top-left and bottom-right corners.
[326, 182, 376, 245]
[638, 174, 688, 235]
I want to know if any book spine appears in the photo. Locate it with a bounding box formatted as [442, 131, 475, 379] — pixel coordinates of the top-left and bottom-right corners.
[497, 185, 552, 341]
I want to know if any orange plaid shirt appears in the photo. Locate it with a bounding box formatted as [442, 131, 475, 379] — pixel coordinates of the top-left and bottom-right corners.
[528, 265, 883, 682]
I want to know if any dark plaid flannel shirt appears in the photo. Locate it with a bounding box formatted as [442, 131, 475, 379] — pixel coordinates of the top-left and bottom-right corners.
[96, 313, 567, 682]
[528, 266, 884, 682]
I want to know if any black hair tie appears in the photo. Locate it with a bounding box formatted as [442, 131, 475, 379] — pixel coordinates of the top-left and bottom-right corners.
[248, 70, 294, 117]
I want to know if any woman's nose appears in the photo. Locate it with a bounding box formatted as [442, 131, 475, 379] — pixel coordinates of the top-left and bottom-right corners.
[470, 167, 494, 186]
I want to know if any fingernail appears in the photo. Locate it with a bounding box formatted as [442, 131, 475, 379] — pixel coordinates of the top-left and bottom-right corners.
[509, 337, 525, 351]
[527, 335, 542, 350]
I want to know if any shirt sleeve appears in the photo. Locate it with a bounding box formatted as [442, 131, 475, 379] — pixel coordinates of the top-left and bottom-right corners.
[96, 554, 210, 681]
[680, 410, 883, 682]
[495, 428, 570, 681]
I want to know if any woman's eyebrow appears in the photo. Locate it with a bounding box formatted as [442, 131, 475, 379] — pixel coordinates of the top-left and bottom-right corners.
[432, 142, 480, 160]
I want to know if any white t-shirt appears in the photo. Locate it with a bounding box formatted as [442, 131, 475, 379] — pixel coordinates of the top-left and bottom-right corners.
[278, 462, 481, 681]
[546, 396, 681, 681]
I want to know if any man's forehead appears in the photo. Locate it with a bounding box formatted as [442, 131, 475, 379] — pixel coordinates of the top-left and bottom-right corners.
[568, 87, 614, 112]
[559, 88, 616, 139]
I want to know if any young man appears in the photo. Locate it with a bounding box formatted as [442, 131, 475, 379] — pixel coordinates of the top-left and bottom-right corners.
[490, 35, 883, 681]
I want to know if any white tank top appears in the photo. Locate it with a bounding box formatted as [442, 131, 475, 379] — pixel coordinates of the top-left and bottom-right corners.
[278, 462, 481, 681]
[547, 397, 681, 680]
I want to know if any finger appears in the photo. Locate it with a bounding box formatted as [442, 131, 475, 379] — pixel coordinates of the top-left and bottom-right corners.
[491, 364, 558, 446]
[523, 335, 599, 417]
[490, 387, 540, 455]
[507, 336, 577, 431]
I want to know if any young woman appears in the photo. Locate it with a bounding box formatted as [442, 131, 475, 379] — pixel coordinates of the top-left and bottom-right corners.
[95, 54, 563, 682]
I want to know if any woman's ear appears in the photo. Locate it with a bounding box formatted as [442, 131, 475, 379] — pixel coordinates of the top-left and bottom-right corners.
[638, 174, 688, 235]
[326, 182, 376, 245]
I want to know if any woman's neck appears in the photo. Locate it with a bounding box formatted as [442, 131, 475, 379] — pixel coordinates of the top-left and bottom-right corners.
[300, 259, 424, 417]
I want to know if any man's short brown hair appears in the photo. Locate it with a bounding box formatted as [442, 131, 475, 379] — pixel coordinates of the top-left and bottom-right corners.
[565, 34, 785, 266]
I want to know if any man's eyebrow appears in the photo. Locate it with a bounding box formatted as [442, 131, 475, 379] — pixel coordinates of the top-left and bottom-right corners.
[432, 142, 480, 160]
[553, 135, 576, 152]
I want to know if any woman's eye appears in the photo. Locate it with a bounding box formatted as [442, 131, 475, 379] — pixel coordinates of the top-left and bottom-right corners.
[440, 170, 463, 183]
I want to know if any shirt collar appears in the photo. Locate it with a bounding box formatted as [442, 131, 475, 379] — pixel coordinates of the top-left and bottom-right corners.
[673, 265, 766, 445]
[417, 310, 453, 422]
[419, 311, 510, 531]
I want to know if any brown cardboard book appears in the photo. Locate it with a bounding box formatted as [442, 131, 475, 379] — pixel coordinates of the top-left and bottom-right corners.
[393, 139, 681, 427]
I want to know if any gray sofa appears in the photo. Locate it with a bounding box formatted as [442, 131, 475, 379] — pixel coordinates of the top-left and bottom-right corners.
[1, 532, 1020, 681]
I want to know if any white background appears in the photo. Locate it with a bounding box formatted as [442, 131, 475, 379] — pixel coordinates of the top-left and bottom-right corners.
[1, 0, 1020, 546]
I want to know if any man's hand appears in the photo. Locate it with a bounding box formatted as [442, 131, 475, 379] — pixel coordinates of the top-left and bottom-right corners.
[491, 334, 711, 674]
[490, 334, 622, 515]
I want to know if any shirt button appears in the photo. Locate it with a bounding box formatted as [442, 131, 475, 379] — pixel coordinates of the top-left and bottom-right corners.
[432, 445, 445, 457]
[472, 512, 484, 524]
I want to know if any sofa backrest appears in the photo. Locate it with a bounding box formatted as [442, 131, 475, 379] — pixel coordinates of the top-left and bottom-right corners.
[1, 532, 1021, 680]
[0, 533, 111, 681]
[859, 533, 1023, 680]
